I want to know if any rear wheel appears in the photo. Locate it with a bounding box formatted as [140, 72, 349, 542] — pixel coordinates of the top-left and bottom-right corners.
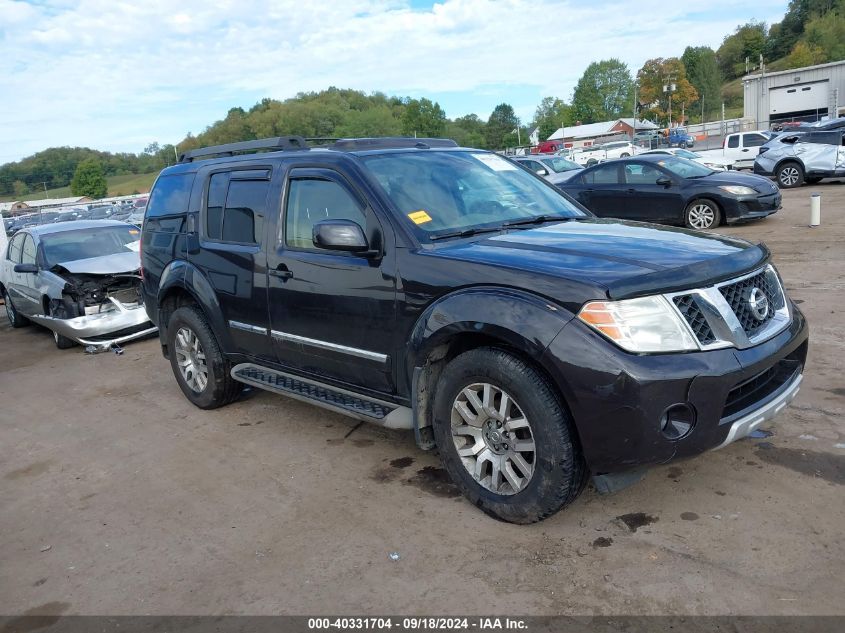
[684, 199, 720, 230]
[432, 347, 587, 524]
[3, 288, 29, 328]
[777, 162, 804, 188]
[167, 306, 242, 409]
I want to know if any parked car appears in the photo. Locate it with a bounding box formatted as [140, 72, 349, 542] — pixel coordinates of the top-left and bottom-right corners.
[88, 205, 114, 220]
[641, 147, 733, 171]
[54, 210, 82, 223]
[661, 127, 696, 148]
[0, 220, 157, 350]
[558, 155, 781, 230]
[138, 136, 807, 523]
[754, 129, 845, 188]
[509, 154, 583, 185]
[565, 141, 640, 167]
[696, 131, 774, 170]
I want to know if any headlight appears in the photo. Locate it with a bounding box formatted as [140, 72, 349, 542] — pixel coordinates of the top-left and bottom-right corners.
[577, 296, 698, 353]
[718, 185, 756, 195]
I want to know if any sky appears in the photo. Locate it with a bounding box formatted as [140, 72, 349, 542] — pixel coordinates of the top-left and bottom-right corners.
[0, 0, 789, 164]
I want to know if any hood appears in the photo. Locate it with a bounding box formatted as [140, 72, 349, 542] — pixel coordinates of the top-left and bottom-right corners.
[53, 250, 141, 275]
[426, 219, 768, 302]
[700, 170, 780, 193]
[547, 170, 582, 185]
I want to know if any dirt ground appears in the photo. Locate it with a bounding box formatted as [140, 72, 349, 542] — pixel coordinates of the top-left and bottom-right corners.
[1, 183, 843, 617]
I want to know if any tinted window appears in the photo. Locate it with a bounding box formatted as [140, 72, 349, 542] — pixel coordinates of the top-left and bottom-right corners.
[286, 179, 366, 249]
[222, 179, 267, 243]
[801, 132, 839, 145]
[206, 172, 227, 239]
[21, 235, 36, 265]
[744, 134, 767, 147]
[146, 174, 195, 218]
[583, 164, 620, 184]
[7, 233, 24, 262]
[727, 136, 739, 148]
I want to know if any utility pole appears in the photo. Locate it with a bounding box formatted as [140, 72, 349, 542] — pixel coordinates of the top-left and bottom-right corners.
[663, 79, 677, 128]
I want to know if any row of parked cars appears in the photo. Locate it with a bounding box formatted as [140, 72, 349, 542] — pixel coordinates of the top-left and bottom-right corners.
[0, 134, 810, 525]
[3, 197, 147, 236]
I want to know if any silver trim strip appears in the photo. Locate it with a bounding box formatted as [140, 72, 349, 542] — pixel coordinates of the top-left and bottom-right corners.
[229, 320, 268, 335]
[270, 330, 388, 363]
[714, 372, 802, 450]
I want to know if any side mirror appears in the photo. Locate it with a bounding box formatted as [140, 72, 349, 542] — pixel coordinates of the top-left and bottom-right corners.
[536, 167, 549, 176]
[14, 263, 38, 274]
[312, 220, 371, 254]
[656, 176, 672, 187]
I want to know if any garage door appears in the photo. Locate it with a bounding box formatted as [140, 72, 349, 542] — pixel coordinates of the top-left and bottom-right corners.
[769, 81, 829, 117]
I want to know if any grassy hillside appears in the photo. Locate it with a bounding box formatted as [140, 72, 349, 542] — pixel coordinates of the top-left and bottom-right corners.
[1, 171, 157, 203]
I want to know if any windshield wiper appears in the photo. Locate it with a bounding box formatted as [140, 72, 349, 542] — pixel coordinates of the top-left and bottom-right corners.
[429, 226, 505, 241]
[503, 214, 579, 228]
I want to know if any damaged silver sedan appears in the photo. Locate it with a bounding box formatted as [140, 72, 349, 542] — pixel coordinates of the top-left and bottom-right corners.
[1, 220, 157, 350]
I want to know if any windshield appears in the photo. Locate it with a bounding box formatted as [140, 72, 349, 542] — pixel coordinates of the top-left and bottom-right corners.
[540, 157, 581, 172]
[40, 225, 141, 267]
[655, 157, 714, 178]
[674, 149, 700, 159]
[361, 150, 586, 237]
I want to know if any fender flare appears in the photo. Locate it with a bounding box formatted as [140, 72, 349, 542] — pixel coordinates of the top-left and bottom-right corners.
[156, 259, 233, 352]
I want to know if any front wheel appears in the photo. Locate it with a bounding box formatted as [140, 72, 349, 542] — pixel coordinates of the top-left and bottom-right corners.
[50, 304, 76, 349]
[167, 306, 242, 409]
[777, 162, 804, 188]
[684, 199, 720, 230]
[432, 347, 587, 524]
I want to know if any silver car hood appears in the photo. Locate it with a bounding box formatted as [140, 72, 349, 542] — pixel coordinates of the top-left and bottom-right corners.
[54, 250, 140, 275]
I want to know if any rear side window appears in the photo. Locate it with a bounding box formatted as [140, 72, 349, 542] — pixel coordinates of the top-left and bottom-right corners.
[743, 134, 767, 147]
[801, 132, 839, 145]
[205, 170, 270, 244]
[582, 164, 619, 184]
[146, 174, 195, 218]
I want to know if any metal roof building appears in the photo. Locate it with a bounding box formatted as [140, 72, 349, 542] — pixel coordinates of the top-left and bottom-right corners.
[743, 59, 845, 126]
[547, 118, 658, 145]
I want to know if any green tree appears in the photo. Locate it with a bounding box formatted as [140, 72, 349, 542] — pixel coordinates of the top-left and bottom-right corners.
[485, 103, 519, 149]
[571, 59, 633, 123]
[401, 98, 446, 137]
[12, 180, 28, 196]
[681, 46, 723, 120]
[445, 114, 487, 148]
[802, 0, 845, 64]
[637, 58, 699, 126]
[717, 21, 768, 79]
[784, 39, 827, 67]
[70, 158, 107, 198]
[532, 97, 572, 142]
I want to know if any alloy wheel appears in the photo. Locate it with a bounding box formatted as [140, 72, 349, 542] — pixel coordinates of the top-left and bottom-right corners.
[174, 326, 208, 393]
[687, 203, 716, 229]
[450, 382, 535, 495]
[779, 166, 800, 187]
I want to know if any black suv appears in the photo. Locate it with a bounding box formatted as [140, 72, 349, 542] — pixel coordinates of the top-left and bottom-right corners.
[141, 136, 808, 523]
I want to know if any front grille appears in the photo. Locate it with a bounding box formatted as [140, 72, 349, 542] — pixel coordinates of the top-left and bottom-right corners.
[719, 269, 782, 337]
[721, 359, 800, 421]
[673, 295, 715, 344]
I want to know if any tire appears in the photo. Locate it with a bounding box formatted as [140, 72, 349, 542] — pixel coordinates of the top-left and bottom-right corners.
[3, 288, 29, 328]
[679, 141, 687, 149]
[776, 162, 804, 188]
[684, 198, 720, 230]
[49, 304, 76, 349]
[620, 152, 630, 158]
[805, 176, 823, 184]
[586, 159, 598, 167]
[432, 347, 587, 524]
[167, 306, 242, 409]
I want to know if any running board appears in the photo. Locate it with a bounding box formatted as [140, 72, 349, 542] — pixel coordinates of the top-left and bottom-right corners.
[230, 363, 412, 429]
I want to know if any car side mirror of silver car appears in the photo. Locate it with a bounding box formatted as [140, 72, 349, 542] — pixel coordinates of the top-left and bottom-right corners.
[14, 263, 38, 273]
[536, 168, 549, 176]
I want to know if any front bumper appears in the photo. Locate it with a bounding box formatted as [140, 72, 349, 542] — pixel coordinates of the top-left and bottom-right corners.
[28, 298, 158, 350]
[542, 305, 808, 473]
[723, 191, 781, 223]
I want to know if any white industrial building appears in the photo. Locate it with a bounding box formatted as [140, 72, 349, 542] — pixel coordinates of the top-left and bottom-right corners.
[743, 59, 845, 127]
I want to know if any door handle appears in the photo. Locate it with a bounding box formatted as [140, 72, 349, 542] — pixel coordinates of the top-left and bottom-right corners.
[626, 188, 636, 193]
[269, 264, 293, 279]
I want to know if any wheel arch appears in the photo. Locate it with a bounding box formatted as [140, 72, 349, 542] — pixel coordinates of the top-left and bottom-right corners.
[687, 196, 725, 226]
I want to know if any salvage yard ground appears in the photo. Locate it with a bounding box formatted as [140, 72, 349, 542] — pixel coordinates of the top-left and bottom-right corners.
[1, 183, 844, 616]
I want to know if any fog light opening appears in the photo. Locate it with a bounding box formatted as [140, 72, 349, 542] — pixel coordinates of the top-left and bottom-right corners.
[661, 404, 696, 440]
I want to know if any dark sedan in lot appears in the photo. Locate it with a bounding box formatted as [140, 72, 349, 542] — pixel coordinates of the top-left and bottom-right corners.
[558, 155, 782, 230]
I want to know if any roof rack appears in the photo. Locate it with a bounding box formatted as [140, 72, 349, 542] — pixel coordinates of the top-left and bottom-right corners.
[330, 137, 458, 151]
[178, 136, 309, 163]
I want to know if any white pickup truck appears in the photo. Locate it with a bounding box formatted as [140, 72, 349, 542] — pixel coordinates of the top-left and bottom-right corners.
[696, 131, 774, 170]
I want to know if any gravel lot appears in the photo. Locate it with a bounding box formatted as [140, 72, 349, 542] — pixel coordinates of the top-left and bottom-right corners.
[1, 183, 843, 617]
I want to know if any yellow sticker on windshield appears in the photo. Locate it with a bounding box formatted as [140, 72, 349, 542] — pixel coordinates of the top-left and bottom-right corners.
[128, 229, 140, 235]
[408, 210, 432, 225]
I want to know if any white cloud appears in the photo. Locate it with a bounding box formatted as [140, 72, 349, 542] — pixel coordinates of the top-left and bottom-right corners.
[0, 0, 787, 162]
